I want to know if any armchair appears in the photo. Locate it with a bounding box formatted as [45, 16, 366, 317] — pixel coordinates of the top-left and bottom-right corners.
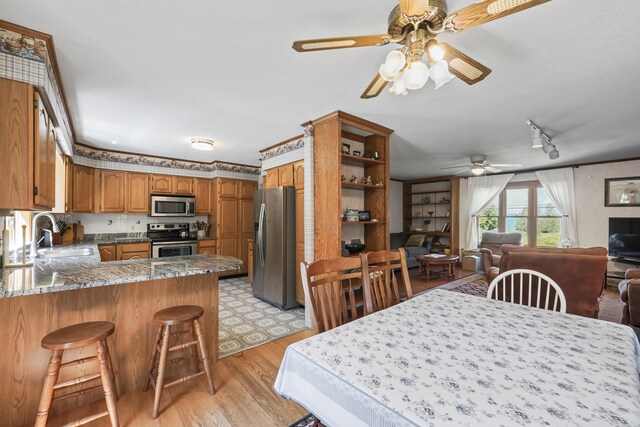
[486, 245, 608, 318]
[619, 268, 640, 327]
[478, 232, 523, 273]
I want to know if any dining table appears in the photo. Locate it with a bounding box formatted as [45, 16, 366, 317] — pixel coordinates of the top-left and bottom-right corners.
[274, 289, 640, 427]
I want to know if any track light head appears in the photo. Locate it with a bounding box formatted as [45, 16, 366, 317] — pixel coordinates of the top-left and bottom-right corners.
[548, 149, 560, 160]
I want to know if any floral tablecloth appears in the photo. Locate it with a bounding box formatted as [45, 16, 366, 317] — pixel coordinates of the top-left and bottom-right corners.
[275, 289, 640, 427]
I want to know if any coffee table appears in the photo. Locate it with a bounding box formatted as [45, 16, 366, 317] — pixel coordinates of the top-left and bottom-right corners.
[416, 254, 459, 281]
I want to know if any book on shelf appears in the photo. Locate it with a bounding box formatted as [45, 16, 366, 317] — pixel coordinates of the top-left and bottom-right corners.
[441, 222, 450, 232]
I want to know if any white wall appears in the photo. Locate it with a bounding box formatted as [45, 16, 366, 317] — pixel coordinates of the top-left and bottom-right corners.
[389, 180, 403, 233]
[575, 159, 640, 248]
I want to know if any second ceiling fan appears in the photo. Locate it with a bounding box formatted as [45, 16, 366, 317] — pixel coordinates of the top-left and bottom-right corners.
[292, 0, 551, 98]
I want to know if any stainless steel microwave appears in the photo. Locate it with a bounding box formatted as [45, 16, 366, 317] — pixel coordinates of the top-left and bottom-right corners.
[150, 195, 195, 217]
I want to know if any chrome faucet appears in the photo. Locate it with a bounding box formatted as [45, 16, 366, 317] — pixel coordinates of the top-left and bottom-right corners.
[31, 212, 60, 256]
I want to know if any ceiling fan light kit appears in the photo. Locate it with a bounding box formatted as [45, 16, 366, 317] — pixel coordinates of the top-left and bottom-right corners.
[292, 0, 550, 98]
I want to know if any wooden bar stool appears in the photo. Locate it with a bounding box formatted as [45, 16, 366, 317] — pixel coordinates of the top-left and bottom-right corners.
[143, 305, 215, 418]
[36, 321, 119, 427]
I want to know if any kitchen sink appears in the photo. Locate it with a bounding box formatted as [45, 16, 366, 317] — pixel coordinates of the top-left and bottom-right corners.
[36, 247, 96, 258]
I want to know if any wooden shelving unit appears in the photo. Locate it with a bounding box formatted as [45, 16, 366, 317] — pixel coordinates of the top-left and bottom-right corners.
[403, 177, 460, 255]
[307, 111, 392, 259]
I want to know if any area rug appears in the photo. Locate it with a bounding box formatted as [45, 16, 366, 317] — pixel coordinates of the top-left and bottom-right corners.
[218, 277, 306, 357]
[444, 274, 622, 323]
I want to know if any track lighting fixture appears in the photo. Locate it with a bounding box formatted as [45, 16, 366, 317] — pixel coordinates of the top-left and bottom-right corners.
[527, 120, 559, 160]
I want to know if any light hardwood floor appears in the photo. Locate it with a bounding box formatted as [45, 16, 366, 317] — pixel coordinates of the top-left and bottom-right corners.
[38, 330, 315, 427]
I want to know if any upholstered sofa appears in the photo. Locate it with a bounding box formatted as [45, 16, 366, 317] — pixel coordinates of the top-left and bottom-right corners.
[390, 233, 432, 269]
[486, 245, 608, 318]
[619, 268, 640, 327]
[478, 232, 523, 273]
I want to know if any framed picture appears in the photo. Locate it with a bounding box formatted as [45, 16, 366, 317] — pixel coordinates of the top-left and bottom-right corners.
[341, 143, 351, 154]
[358, 210, 371, 221]
[605, 177, 640, 206]
[352, 150, 361, 157]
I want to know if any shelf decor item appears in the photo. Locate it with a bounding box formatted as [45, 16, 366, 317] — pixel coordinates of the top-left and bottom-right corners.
[344, 208, 359, 222]
[350, 175, 359, 183]
[423, 194, 431, 203]
[352, 150, 361, 157]
[342, 143, 351, 154]
[358, 211, 371, 221]
[345, 239, 365, 254]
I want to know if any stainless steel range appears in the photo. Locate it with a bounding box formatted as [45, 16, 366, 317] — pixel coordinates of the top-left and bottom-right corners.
[148, 223, 198, 258]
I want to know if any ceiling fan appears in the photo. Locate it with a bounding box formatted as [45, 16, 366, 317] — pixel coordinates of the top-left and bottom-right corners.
[441, 155, 522, 175]
[292, 0, 550, 98]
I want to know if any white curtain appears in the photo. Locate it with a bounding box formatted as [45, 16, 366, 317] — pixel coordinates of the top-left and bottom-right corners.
[466, 174, 514, 249]
[535, 168, 578, 246]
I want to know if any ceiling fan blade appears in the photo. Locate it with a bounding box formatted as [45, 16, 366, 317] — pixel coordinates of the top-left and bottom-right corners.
[444, 0, 550, 33]
[489, 163, 522, 167]
[439, 43, 491, 85]
[455, 169, 473, 175]
[441, 165, 472, 170]
[292, 35, 391, 52]
[485, 166, 502, 173]
[399, 0, 428, 17]
[361, 73, 389, 99]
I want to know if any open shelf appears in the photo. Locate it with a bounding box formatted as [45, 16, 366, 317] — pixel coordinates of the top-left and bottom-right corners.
[341, 182, 385, 191]
[405, 231, 451, 237]
[342, 221, 385, 225]
[341, 153, 385, 167]
[408, 216, 450, 219]
[410, 191, 451, 195]
[407, 202, 450, 206]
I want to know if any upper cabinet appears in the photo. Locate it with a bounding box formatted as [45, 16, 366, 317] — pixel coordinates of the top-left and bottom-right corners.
[174, 176, 193, 195]
[151, 174, 173, 194]
[98, 170, 126, 213]
[126, 173, 150, 214]
[219, 179, 238, 198]
[278, 164, 294, 187]
[240, 180, 257, 199]
[72, 165, 95, 213]
[0, 79, 57, 210]
[195, 178, 212, 215]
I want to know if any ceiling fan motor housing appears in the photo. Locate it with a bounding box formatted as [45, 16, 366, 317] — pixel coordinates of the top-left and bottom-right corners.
[387, 0, 449, 39]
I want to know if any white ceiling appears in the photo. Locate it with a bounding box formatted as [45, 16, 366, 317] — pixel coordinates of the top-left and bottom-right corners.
[2, 0, 640, 179]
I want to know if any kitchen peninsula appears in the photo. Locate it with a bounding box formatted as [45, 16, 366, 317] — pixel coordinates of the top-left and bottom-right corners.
[0, 247, 241, 426]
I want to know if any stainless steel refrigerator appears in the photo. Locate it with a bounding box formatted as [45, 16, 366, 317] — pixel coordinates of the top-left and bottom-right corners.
[253, 186, 298, 310]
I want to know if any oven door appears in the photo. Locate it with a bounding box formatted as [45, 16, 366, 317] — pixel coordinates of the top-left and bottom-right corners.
[152, 242, 198, 258]
[150, 195, 195, 217]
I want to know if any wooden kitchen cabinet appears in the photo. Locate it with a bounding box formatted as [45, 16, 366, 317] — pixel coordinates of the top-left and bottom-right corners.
[64, 156, 73, 212]
[126, 172, 150, 213]
[278, 164, 294, 186]
[151, 174, 173, 193]
[116, 242, 151, 260]
[98, 170, 126, 213]
[211, 178, 256, 275]
[0, 79, 56, 210]
[195, 178, 213, 214]
[98, 244, 117, 262]
[72, 165, 95, 213]
[174, 176, 194, 194]
[197, 239, 216, 255]
[265, 168, 279, 189]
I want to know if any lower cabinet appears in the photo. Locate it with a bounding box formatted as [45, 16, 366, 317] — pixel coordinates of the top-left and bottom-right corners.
[98, 242, 151, 261]
[198, 240, 217, 255]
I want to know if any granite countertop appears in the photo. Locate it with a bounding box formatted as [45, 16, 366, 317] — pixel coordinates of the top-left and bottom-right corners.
[0, 244, 241, 299]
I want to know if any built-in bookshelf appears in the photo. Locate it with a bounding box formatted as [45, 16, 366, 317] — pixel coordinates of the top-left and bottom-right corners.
[403, 177, 459, 255]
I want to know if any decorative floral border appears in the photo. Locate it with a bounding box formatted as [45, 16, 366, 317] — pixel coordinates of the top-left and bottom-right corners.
[74, 144, 260, 175]
[260, 137, 305, 161]
[0, 28, 47, 63]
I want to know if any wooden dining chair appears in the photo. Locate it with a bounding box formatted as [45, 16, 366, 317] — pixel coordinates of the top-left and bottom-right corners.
[360, 248, 413, 312]
[300, 257, 372, 333]
[487, 268, 567, 313]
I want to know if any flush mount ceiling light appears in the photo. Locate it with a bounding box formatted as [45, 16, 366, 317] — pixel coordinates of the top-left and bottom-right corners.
[190, 137, 215, 151]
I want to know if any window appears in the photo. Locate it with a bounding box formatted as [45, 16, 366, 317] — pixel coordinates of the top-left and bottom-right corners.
[478, 181, 562, 247]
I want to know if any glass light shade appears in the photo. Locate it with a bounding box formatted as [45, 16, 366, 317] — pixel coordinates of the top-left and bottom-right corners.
[428, 44, 445, 61]
[191, 138, 215, 151]
[402, 62, 429, 90]
[384, 50, 406, 72]
[429, 60, 454, 89]
[389, 73, 408, 95]
[379, 63, 399, 82]
[471, 167, 485, 176]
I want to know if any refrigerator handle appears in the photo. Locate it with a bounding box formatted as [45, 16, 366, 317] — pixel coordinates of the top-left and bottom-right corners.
[257, 202, 266, 267]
